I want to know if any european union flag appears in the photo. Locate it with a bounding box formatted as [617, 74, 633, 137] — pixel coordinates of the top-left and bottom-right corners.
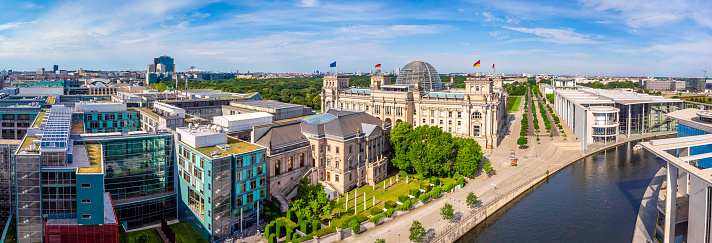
[330, 61, 337, 68]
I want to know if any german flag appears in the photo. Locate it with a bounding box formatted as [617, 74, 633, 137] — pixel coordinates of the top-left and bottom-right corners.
[473, 60, 481, 67]
[375, 64, 382, 69]
[492, 64, 495, 69]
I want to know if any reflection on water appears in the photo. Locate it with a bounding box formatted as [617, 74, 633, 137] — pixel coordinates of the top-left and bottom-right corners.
[457, 138, 666, 243]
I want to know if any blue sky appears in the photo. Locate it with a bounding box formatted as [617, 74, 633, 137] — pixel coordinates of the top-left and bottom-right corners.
[0, 0, 710, 76]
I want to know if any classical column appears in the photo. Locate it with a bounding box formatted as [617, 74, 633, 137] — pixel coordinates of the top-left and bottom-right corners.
[664, 164, 678, 243]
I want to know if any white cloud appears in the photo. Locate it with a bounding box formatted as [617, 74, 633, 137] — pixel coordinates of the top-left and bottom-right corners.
[335, 24, 453, 39]
[21, 2, 43, 9]
[580, 0, 712, 29]
[481, 12, 520, 24]
[552, 52, 591, 57]
[503, 26, 600, 44]
[298, 0, 319, 7]
[493, 49, 548, 55]
[0, 22, 33, 31]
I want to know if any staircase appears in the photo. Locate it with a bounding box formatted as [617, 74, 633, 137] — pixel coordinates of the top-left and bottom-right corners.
[273, 167, 314, 212]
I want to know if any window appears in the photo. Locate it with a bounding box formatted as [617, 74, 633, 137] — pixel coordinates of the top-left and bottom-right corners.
[431, 119, 434, 124]
[349, 145, 352, 154]
[423, 119, 426, 123]
[327, 145, 331, 151]
[474, 112, 482, 119]
[336, 175, 339, 182]
[336, 161, 339, 168]
[440, 111, 444, 117]
[440, 120, 443, 125]
[81, 183, 90, 188]
[457, 121, 461, 126]
[349, 173, 352, 181]
[422, 110, 427, 116]
[431, 110, 435, 116]
[82, 214, 91, 219]
[81, 199, 91, 203]
[448, 111, 453, 117]
[336, 147, 339, 153]
[448, 120, 452, 125]
[327, 172, 331, 181]
[474, 125, 481, 136]
[458, 112, 462, 118]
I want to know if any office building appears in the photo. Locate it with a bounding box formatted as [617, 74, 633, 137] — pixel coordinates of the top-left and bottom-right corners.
[686, 78, 705, 92]
[72, 102, 141, 134]
[176, 126, 267, 242]
[53, 65, 58, 72]
[322, 61, 508, 149]
[640, 108, 712, 243]
[153, 56, 175, 73]
[552, 78, 576, 89]
[228, 100, 313, 120]
[554, 88, 683, 150]
[147, 64, 155, 73]
[36, 68, 44, 75]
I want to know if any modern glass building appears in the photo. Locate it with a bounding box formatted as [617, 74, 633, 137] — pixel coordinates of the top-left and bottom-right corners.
[395, 61, 442, 91]
[154, 56, 175, 73]
[75, 133, 176, 230]
[176, 127, 266, 242]
[72, 110, 140, 134]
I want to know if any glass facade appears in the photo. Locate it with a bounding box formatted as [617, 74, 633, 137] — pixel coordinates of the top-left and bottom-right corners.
[0, 144, 16, 228]
[114, 196, 176, 230]
[395, 61, 442, 91]
[15, 155, 42, 243]
[678, 124, 712, 169]
[75, 111, 140, 134]
[95, 134, 176, 230]
[41, 171, 77, 217]
[212, 157, 231, 241]
[616, 102, 682, 135]
[44, 222, 118, 243]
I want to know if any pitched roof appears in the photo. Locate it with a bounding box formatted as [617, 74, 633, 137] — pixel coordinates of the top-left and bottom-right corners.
[300, 109, 385, 138]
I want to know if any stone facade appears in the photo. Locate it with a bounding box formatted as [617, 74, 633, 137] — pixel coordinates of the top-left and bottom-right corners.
[321, 75, 508, 149]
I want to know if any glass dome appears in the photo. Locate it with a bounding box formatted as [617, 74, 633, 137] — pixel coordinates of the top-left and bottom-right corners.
[395, 61, 442, 91]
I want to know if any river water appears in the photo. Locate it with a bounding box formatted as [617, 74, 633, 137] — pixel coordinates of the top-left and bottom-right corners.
[457, 138, 666, 243]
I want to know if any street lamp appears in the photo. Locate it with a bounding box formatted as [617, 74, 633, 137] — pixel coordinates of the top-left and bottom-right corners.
[398, 233, 401, 243]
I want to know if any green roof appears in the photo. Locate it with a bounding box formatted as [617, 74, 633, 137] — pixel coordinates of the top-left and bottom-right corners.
[20, 137, 40, 154]
[32, 110, 46, 127]
[78, 145, 102, 174]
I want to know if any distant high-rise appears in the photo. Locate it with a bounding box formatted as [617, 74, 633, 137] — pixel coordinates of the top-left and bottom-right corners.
[153, 56, 174, 73]
[156, 63, 166, 73]
[53, 65, 58, 72]
[147, 64, 155, 73]
[36, 68, 44, 75]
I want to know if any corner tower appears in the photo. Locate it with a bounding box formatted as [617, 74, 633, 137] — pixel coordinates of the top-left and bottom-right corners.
[321, 75, 349, 112]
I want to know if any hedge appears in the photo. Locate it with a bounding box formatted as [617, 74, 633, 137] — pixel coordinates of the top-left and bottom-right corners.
[311, 220, 320, 233]
[292, 226, 337, 243]
[370, 213, 384, 224]
[268, 233, 277, 243]
[430, 178, 440, 187]
[264, 222, 275, 239]
[398, 171, 406, 178]
[443, 183, 455, 192]
[420, 182, 431, 192]
[410, 189, 421, 198]
[398, 195, 408, 203]
[300, 220, 310, 234]
[286, 209, 297, 223]
[292, 232, 301, 241]
[349, 219, 361, 233]
[384, 200, 396, 209]
[385, 208, 395, 217]
[456, 174, 466, 187]
[419, 193, 429, 203]
[370, 207, 382, 216]
[354, 214, 368, 223]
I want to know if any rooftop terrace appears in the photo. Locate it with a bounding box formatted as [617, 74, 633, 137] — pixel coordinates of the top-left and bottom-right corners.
[19, 136, 40, 154]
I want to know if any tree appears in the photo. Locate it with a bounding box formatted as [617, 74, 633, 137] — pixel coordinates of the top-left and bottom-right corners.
[312, 95, 321, 110]
[375, 239, 386, 243]
[291, 178, 332, 221]
[483, 160, 495, 177]
[440, 203, 454, 221]
[409, 220, 426, 242]
[390, 122, 415, 172]
[466, 192, 479, 208]
[453, 137, 483, 176]
[517, 137, 528, 147]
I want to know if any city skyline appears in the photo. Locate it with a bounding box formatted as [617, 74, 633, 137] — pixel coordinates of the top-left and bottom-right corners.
[0, 0, 710, 77]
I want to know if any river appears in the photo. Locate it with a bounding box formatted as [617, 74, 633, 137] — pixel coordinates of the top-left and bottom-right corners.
[457, 138, 666, 243]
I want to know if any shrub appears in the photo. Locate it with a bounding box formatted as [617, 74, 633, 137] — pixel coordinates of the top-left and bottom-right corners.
[276, 220, 285, 238]
[443, 183, 455, 192]
[456, 174, 466, 186]
[339, 216, 351, 229]
[431, 187, 442, 197]
[410, 189, 421, 198]
[349, 219, 361, 233]
[292, 232, 301, 242]
[354, 214, 368, 223]
[316, 226, 336, 236]
[385, 208, 395, 217]
[419, 193, 430, 203]
[384, 200, 396, 209]
[369, 213, 384, 224]
[312, 220, 320, 233]
[398, 195, 408, 203]
[420, 182, 430, 192]
[268, 233, 277, 243]
[430, 178, 440, 186]
[370, 207, 382, 216]
[398, 171, 406, 178]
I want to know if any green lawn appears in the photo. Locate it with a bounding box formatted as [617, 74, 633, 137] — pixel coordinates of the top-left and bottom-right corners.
[507, 96, 522, 112]
[170, 222, 208, 243]
[324, 175, 455, 228]
[119, 227, 163, 243]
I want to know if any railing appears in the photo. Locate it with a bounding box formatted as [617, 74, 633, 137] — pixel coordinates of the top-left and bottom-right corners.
[429, 160, 576, 243]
